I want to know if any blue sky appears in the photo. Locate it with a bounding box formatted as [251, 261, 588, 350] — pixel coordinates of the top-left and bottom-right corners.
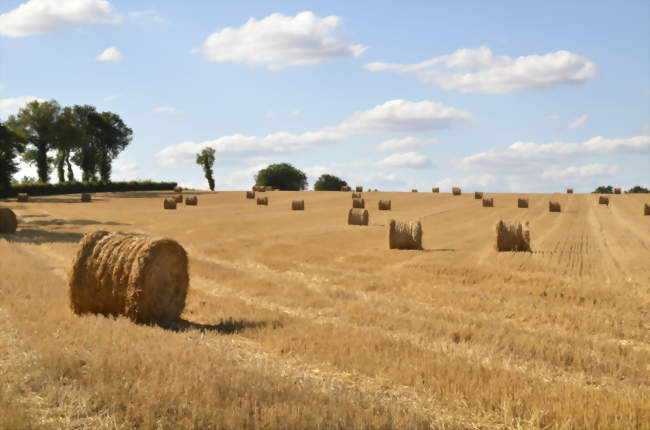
[1, 0, 648, 191]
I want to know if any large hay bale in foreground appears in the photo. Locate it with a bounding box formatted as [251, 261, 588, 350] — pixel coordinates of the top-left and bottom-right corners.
[482, 197, 494, 207]
[341, 185, 351, 192]
[378, 200, 391, 210]
[185, 196, 198, 206]
[17, 193, 28, 202]
[614, 188, 621, 194]
[474, 192, 483, 199]
[291, 200, 304, 210]
[163, 198, 177, 209]
[68, 231, 189, 324]
[0, 207, 18, 234]
[355, 186, 363, 192]
[174, 186, 182, 193]
[348, 208, 369, 225]
[257, 196, 268, 205]
[566, 188, 573, 194]
[452, 187, 461, 196]
[518, 198, 529, 208]
[598, 196, 609, 206]
[549, 201, 561, 212]
[81, 193, 91, 202]
[432, 187, 439, 193]
[246, 191, 255, 199]
[388, 219, 423, 250]
[174, 194, 183, 203]
[645, 203, 650, 215]
[411, 189, 418, 193]
[352, 198, 365, 209]
[495, 220, 531, 252]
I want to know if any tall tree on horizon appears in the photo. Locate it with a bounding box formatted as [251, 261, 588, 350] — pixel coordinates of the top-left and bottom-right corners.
[196, 147, 216, 191]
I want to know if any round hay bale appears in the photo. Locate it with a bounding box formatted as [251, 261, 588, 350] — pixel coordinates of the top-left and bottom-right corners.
[351, 192, 361, 199]
[411, 189, 418, 193]
[257, 196, 268, 205]
[163, 198, 177, 209]
[0, 207, 18, 234]
[265, 186, 273, 191]
[352, 198, 365, 209]
[185, 196, 198, 206]
[341, 185, 351, 192]
[645, 203, 650, 216]
[598, 196, 609, 206]
[482, 197, 494, 207]
[174, 194, 183, 203]
[355, 186, 363, 192]
[174, 186, 183, 193]
[388, 219, 423, 250]
[474, 192, 483, 199]
[452, 187, 461, 196]
[432, 187, 439, 193]
[517, 198, 529, 208]
[291, 200, 304, 210]
[246, 191, 255, 199]
[348, 208, 369, 225]
[549, 201, 561, 212]
[68, 231, 189, 324]
[566, 188, 574, 194]
[17, 193, 28, 202]
[81, 193, 91, 202]
[378, 200, 391, 210]
[495, 220, 531, 252]
[614, 188, 622, 194]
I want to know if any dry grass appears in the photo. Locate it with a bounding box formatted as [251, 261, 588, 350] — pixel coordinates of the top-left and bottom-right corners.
[388, 219, 423, 250]
[452, 187, 461, 196]
[185, 196, 198, 206]
[257, 196, 268, 206]
[291, 200, 305, 211]
[474, 192, 483, 199]
[482, 197, 494, 207]
[518, 198, 529, 208]
[0, 207, 17, 234]
[347, 208, 369, 225]
[352, 198, 365, 209]
[163, 198, 177, 209]
[549, 201, 561, 212]
[17, 193, 28, 202]
[494, 220, 531, 252]
[81, 193, 91, 202]
[599, 196, 609, 206]
[378, 200, 391, 210]
[432, 187, 439, 193]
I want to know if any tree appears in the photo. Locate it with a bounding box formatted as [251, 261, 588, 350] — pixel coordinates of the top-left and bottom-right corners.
[7, 99, 61, 183]
[93, 111, 133, 182]
[255, 163, 308, 191]
[626, 185, 649, 193]
[70, 104, 100, 182]
[196, 148, 216, 191]
[0, 121, 25, 190]
[54, 106, 80, 183]
[314, 173, 348, 191]
[593, 185, 613, 194]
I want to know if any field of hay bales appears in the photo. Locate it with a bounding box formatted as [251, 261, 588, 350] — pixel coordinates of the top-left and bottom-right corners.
[0, 190, 649, 429]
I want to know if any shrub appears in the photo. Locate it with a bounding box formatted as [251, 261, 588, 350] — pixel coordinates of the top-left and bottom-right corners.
[314, 174, 347, 191]
[0, 180, 177, 198]
[255, 163, 307, 191]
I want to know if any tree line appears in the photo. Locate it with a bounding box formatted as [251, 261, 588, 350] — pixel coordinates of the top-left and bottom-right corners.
[0, 99, 132, 191]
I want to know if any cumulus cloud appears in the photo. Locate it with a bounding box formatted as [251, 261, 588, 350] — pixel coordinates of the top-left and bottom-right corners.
[0, 0, 120, 38]
[128, 9, 166, 24]
[569, 114, 588, 129]
[0, 96, 46, 119]
[375, 152, 431, 169]
[152, 105, 183, 115]
[364, 46, 597, 94]
[96, 46, 121, 61]
[541, 163, 619, 179]
[196, 11, 366, 70]
[103, 94, 119, 101]
[376, 136, 439, 151]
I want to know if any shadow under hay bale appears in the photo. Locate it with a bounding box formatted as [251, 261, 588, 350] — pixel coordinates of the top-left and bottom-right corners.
[598, 196, 609, 206]
[0, 207, 18, 234]
[452, 187, 461, 196]
[348, 208, 369, 225]
[645, 203, 650, 216]
[341, 185, 351, 192]
[482, 197, 494, 207]
[174, 194, 183, 203]
[163, 198, 177, 210]
[355, 186, 363, 192]
[17, 193, 28, 202]
[378, 200, 391, 210]
[68, 231, 189, 324]
[495, 220, 531, 252]
[81, 193, 91, 202]
[185, 196, 198, 206]
[352, 198, 365, 209]
[432, 187, 439, 193]
[474, 192, 483, 199]
[566, 188, 574, 194]
[614, 188, 621, 194]
[174, 186, 183, 193]
[291, 200, 304, 210]
[549, 201, 561, 212]
[246, 191, 255, 199]
[257, 196, 268, 205]
[518, 198, 529, 208]
[388, 219, 422, 250]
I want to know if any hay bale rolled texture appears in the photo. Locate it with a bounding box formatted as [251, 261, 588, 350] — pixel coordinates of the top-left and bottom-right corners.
[388, 219, 423, 250]
[348, 208, 369, 225]
[645, 203, 650, 216]
[81, 193, 91, 202]
[351, 192, 361, 199]
[566, 188, 573, 194]
[598, 196, 609, 206]
[378, 200, 391, 210]
[614, 188, 621, 194]
[495, 220, 531, 252]
[355, 186, 363, 192]
[482, 197, 494, 207]
[518, 198, 529, 208]
[549, 201, 561, 212]
[291, 200, 304, 210]
[174, 186, 183, 193]
[432, 187, 439, 193]
[174, 194, 183, 203]
[474, 192, 483, 199]
[68, 231, 189, 324]
[246, 191, 255, 199]
[452, 187, 461, 196]
[341, 185, 351, 192]
[257, 196, 268, 205]
[0, 207, 18, 234]
[163, 198, 177, 209]
[17, 193, 28, 202]
[185, 196, 198, 206]
[352, 198, 365, 209]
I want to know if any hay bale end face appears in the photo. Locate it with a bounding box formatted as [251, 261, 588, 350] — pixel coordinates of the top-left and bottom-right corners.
[474, 192, 483, 199]
[291, 200, 304, 210]
[68, 231, 189, 324]
[351, 192, 361, 199]
[246, 191, 255, 199]
[644, 203, 649, 216]
[482, 197, 494, 207]
[348, 208, 369, 225]
[566, 188, 574, 194]
[549, 201, 561, 212]
[257, 196, 268, 206]
[185, 196, 198, 206]
[518, 198, 529, 208]
[17, 193, 28, 202]
[452, 187, 461, 196]
[355, 186, 363, 192]
[432, 187, 439, 193]
[388, 219, 423, 250]
[598, 196, 609, 206]
[614, 188, 622, 194]
[173, 186, 183, 193]
[81, 193, 91, 202]
[495, 220, 531, 252]
[163, 198, 177, 209]
[378, 200, 391, 210]
[0, 207, 18, 234]
[352, 198, 365, 209]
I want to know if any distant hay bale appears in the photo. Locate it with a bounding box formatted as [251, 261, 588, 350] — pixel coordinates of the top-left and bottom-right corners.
[185, 196, 198, 206]
[68, 231, 189, 324]
[265, 186, 273, 191]
[291, 200, 304, 210]
[411, 189, 418, 193]
[17, 193, 28, 202]
[518, 198, 529, 208]
[614, 188, 621, 194]
[378, 200, 391, 210]
[351, 192, 361, 198]
[645, 203, 650, 216]
[474, 192, 483, 199]
[341, 185, 351, 192]
[174, 186, 183, 193]
[347, 208, 369, 225]
[495, 220, 531, 252]
[452, 187, 461, 196]
[257, 196, 268, 205]
[355, 186, 363, 192]
[482, 197, 494, 207]
[566, 188, 574, 194]
[598, 196, 609, 206]
[549, 201, 561, 212]
[432, 187, 439, 193]
[0, 207, 18, 234]
[252, 185, 266, 192]
[163, 198, 177, 210]
[81, 193, 91, 202]
[246, 191, 255, 199]
[388, 219, 423, 250]
[352, 198, 365, 209]
[174, 194, 183, 203]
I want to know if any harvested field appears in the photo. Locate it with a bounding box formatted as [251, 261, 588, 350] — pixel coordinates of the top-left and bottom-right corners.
[0, 190, 649, 429]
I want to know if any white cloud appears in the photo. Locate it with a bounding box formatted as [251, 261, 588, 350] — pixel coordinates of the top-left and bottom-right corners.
[364, 46, 597, 94]
[544, 114, 560, 120]
[643, 125, 649, 135]
[541, 163, 619, 179]
[569, 114, 588, 129]
[0, 0, 120, 38]
[375, 152, 431, 169]
[152, 105, 183, 115]
[376, 136, 439, 151]
[96, 46, 121, 61]
[128, 9, 166, 24]
[197, 11, 366, 70]
[0, 96, 46, 119]
[436, 174, 497, 190]
[103, 94, 119, 101]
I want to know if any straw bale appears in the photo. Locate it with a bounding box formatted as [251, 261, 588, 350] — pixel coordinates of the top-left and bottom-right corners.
[0, 207, 18, 234]
[163, 198, 177, 209]
[257, 196, 268, 205]
[645, 203, 650, 216]
[388, 219, 423, 250]
[341, 185, 351, 192]
[549, 201, 561, 212]
[598, 196, 609, 206]
[411, 189, 418, 193]
[174, 194, 183, 203]
[352, 198, 365, 209]
[185, 196, 198, 206]
[174, 186, 183, 193]
[432, 187, 439, 193]
[291, 200, 304, 210]
[246, 191, 255, 199]
[351, 192, 361, 198]
[452, 187, 461, 196]
[517, 198, 529, 208]
[378, 200, 391, 210]
[348, 208, 369, 225]
[355, 186, 363, 192]
[614, 188, 621, 194]
[81, 193, 91, 202]
[474, 192, 483, 199]
[17, 193, 28, 202]
[482, 197, 494, 207]
[265, 186, 273, 191]
[495, 220, 531, 252]
[566, 188, 573, 194]
[68, 231, 189, 324]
